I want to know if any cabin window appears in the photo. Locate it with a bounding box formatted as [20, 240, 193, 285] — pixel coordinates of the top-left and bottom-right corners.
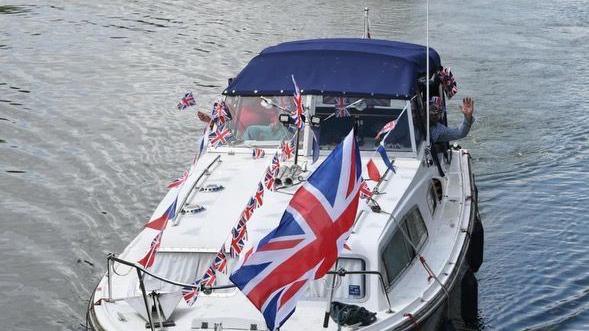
[428, 179, 443, 215]
[305, 258, 366, 300]
[382, 207, 428, 285]
[314, 97, 412, 151]
[224, 96, 297, 143]
[427, 185, 437, 215]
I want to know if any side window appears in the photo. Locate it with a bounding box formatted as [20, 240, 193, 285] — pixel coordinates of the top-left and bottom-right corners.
[382, 207, 428, 285]
[427, 179, 442, 215]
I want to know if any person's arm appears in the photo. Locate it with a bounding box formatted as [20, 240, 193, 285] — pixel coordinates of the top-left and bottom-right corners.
[433, 97, 475, 143]
[434, 117, 474, 142]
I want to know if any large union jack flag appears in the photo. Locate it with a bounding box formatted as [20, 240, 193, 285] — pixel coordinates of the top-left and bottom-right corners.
[230, 130, 362, 330]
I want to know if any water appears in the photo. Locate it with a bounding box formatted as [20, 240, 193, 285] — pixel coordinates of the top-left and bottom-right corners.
[1, 1, 588, 330]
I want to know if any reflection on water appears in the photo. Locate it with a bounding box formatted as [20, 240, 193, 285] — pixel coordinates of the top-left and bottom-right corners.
[0, 0, 588, 330]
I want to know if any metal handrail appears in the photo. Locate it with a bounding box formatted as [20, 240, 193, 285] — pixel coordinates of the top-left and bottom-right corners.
[326, 269, 393, 314]
[107, 254, 236, 331]
[108, 255, 235, 292]
[173, 154, 222, 226]
[106, 256, 392, 331]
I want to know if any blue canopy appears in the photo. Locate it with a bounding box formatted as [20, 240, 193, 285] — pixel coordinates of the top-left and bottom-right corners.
[223, 38, 441, 99]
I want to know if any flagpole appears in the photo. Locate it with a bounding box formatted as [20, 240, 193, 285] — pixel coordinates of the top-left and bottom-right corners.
[425, 0, 430, 144]
[294, 127, 301, 165]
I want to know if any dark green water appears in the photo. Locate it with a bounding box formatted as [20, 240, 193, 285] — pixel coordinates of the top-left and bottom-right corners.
[1, 1, 588, 330]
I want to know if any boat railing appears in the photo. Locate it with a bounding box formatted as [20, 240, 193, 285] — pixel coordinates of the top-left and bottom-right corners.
[105, 254, 235, 331]
[104, 255, 393, 330]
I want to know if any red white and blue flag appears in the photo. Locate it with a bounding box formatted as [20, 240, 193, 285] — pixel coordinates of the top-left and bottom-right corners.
[334, 97, 350, 118]
[375, 119, 397, 139]
[281, 138, 295, 161]
[271, 153, 280, 173]
[242, 197, 256, 221]
[211, 100, 230, 125]
[209, 126, 232, 147]
[213, 245, 228, 274]
[291, 75, 304, 129]
[137, 230, 163, 268]
[264, 167, 276, 191]
[181, 281, 199, 306]
[201, 266, 217, 287]
[254, 182, 264, 208]
[230, 225, 247, 257]
[167, 170, 189, 189]
[230, 129, 362, 331]
[252, 148, 265, 159]
[177, 92, 196, 110]
[144, 198, 177, 231]
[360, 180, 373, 200]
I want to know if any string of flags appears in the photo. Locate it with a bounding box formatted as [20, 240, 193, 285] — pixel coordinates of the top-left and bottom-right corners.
[182, 135, 294, 306]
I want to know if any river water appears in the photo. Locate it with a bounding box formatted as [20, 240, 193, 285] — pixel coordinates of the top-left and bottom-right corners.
[1, 1, 588, 330]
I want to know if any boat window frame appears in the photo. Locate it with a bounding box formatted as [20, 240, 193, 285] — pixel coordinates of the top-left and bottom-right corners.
[381, 206, 429, 288]
[309, 96, 417, 155]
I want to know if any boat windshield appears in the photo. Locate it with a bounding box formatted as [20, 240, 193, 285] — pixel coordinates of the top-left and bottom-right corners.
[224, 96, 297, 145]
[222, 95, 414, 152]
[314, 96, 412, 151]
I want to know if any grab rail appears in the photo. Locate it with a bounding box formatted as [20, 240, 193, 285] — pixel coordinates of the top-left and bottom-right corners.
[173, 154, 222, 226]
[326, 269, 393, 313]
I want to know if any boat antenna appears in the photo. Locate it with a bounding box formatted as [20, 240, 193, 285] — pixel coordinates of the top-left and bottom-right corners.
[363, 7, 371, 39]
[425, 0, 430, 144]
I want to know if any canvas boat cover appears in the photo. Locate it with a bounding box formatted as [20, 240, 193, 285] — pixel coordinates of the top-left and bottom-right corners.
[223, 38, 441, 99]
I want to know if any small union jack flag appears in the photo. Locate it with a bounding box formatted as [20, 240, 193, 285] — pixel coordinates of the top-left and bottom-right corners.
[252, 148, 265, 159]
[230, 227, 246, 257]
[211, 101, 230, 125]
[335, 96, 350, 118]
[281, 138, 295, 161]
[209, 126, 232, 147]
[213, 246, 228, 274]
[291, 75, 304, 129]
[137, 230, 162, 268]
[177, 92, 196, 111]
[242, 197, 256, 221]
[264, 167, 275, 191]
[360, 180, 373, 200]
[375, 119, 397, 139]
[439, 67, 458, 99]
[181, 282, 200, 306]
[271, 153, 280, 172]
[200, 266, 217, 287]
[167, 169, 189, 189]
[254, 182, 264, 208]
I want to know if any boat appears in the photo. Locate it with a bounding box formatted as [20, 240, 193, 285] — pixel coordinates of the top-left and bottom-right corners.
[86, 36, 483, 330]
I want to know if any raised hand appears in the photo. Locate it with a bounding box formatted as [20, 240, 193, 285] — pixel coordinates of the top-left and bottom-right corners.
[459, 97, 474, 121]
